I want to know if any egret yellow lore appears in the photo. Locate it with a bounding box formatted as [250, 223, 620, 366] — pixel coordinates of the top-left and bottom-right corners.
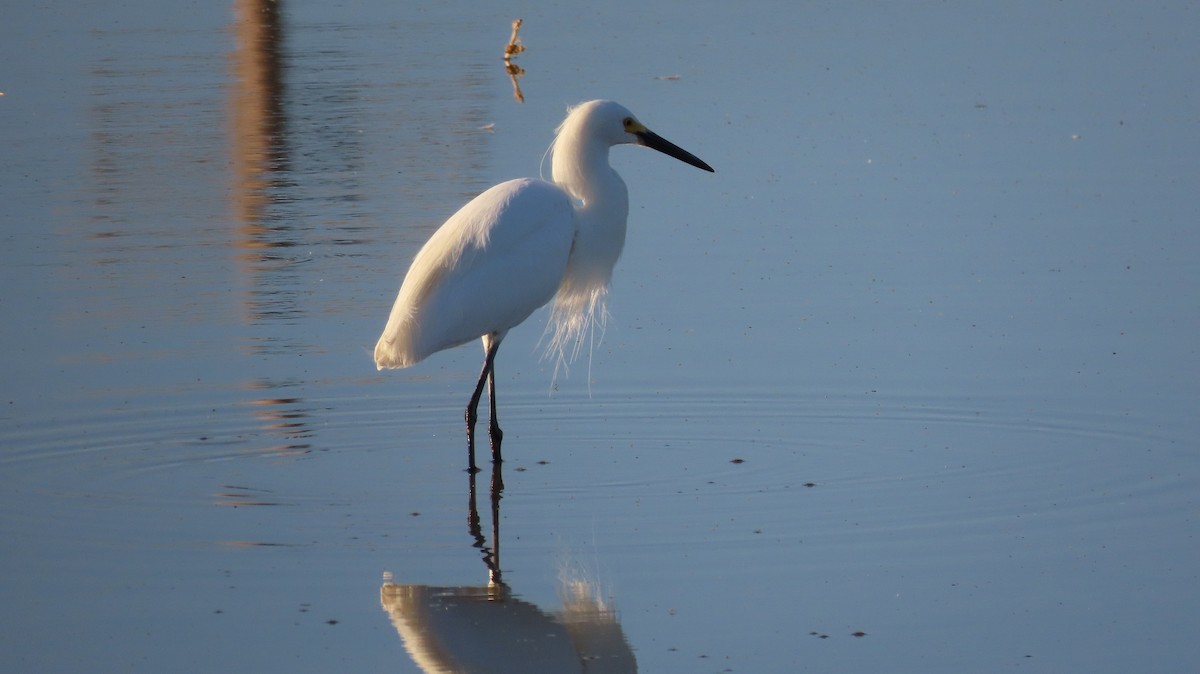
[375, 99, 713, 472]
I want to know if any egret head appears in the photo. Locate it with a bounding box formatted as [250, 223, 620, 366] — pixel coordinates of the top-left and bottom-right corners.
[558, 100, 714, 172]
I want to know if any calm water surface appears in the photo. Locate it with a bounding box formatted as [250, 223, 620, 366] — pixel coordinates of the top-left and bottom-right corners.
[3, 2, 1198, 672]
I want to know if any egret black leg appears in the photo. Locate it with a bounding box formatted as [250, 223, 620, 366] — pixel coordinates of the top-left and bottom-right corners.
[465, 338, 501, 473]
[465, 360, 491, 474]
[488, 357, 503, 464]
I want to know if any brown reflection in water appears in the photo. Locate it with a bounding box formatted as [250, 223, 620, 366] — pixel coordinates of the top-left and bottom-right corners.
[228, 0, 306, 336]
[242, 378, 313, 456]
[228, 0, 288, 260]
[227, 2, 316, 454]
[214, 483, 282, 507]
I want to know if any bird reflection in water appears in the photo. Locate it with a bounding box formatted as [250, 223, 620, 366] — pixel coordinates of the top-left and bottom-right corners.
[380, 464, 638, 672]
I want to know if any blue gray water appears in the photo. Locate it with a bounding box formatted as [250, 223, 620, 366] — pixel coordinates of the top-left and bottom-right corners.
[3, 1, 1198, 672]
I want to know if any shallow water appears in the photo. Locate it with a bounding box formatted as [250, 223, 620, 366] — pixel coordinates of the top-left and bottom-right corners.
[3, 1, 1199, 672]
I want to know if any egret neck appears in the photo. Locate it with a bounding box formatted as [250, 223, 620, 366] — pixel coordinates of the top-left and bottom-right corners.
[552, 118, 630, 290]
[544, 108, 632, 366]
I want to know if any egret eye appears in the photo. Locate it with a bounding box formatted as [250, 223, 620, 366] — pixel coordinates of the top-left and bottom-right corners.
[623, 117, 634, 129]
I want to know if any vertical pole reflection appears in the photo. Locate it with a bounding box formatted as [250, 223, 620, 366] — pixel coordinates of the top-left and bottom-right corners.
[229, 0, 286, 257]
[229, 0, 301, 333]
[227, 1, 312, 452]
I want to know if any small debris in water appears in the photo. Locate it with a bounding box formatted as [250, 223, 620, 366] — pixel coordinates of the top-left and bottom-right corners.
[503, 19, 525, 59]
[502, 19, 526, 103]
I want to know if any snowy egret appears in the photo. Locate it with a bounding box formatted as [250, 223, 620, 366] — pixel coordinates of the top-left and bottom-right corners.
[375, 100, 713, 471]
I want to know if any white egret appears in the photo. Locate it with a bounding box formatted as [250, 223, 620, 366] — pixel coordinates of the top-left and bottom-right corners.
[375, 99, 713, 471]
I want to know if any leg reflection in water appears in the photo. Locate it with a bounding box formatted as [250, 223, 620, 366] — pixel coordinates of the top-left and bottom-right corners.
[467, 461, 504, 586]
[380, 461, 638, 672]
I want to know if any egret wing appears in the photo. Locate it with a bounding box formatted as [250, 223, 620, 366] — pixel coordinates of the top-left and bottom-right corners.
[375, 179, 576, 369]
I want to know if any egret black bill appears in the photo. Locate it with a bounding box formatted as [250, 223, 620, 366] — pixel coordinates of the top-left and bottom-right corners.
[634, 129, 715, 173]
